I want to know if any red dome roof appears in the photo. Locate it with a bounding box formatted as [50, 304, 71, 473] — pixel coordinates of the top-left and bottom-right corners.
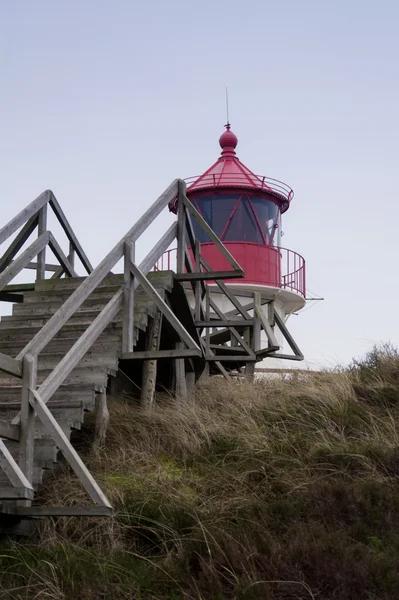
[169, 124, 294, 214]
[185, 125, 293, 212]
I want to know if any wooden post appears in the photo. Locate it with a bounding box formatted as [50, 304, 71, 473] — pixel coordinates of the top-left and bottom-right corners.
[18, 354, 36, 504]
[205, 286, 210, 357]
[141, 310, 163, 409]
[176, 180, 187, 274]
[194, 239, 201, 321]
[68, 240, 75, 270]
[197, 361, 209, 384]
[245, 362, 256, 380]
[37, 205, 47, 280]
[268, 300, 275, 328]
[253, 292, 262, 352]
[95, 390, 109, 446]
[186, 370, 195, 394]
[174, 342, 187, 399]
[122, 241, 135, 354]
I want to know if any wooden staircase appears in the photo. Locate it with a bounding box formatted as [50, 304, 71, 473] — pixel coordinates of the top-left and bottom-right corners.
[0, 271, 173, 502]
[0, 179, 303, 523]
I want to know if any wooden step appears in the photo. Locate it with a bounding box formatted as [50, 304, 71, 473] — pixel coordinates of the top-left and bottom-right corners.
[0, 384, 99, 406]
[0, 366, 113, 388]
[0, 324, 125, 344]
[34, 274, 125, 291]
[0, 337, 123, 356]
[33, 271, 173, 292]
[0, 487, 34, 500]
[0, 307, 151, 330]
[22, 283, 169, 305]
[35, 350, 119, 372]
[12, 293, 157, 317]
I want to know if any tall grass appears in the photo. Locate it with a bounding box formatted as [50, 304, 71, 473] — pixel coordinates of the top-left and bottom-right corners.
[1, 345, 399, 599]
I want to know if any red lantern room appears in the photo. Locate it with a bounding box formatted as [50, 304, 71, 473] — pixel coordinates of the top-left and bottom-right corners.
[170, 124, 306, 301]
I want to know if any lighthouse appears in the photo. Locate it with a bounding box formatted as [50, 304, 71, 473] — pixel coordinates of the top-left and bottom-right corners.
[169, 123, 306, 369]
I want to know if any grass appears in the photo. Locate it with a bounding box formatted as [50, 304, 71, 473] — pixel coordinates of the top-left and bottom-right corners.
[1, 344, 399, 598]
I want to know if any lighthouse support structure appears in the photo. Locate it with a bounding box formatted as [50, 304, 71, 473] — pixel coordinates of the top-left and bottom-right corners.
[168, 184, 304, 386]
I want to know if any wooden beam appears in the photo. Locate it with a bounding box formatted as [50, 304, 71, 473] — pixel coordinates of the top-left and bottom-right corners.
[184, 205, 197, 250]
[255, 367, 315, 374]
[199, 256, 252, 320]
[265, 353, 304, 361]
[0, 190, 49, 246]
[18, 354, 36, 486]
[129, 261, 200, 351]
[0, 487, 34, 500]
[51, 266, 64, 279]
[0, 214, 38, 273]
[175, 270, 244, 281]
[0, 352, 22, 377]
[182, 195, 244, 272]
[208, 297, 255, 357]
[195, 319, 254, 328]
[253, 292, 262, 352]
[122, 348, 201, 360]
[139, 222, 177, 273]
[122, 241, 135, 354]
[94, 390, 109, 446]
[0, 291, 24, 302]
[0, 231, 50, 293]
[0, 420, 20, 441]
[141, 310, 163, 409]
[174, 342, 187, 398]
[210, 287, 252, 299]
[13, 505, 113, 517]
[204, 342, 232, 380]
[68, 240, 75, 269]
[30, 389, 112, 508]
[254, 304, 279, 350]
[24, 262, 59, 272]
[18, 215, 178, 359]
[2, 283, 35, 292]
[205, 355, 257, 362]
[273, 311, 303, 358]
[224, 301, 255, 319]
[36, 205, 47, 280]
[209, 344, 248, 353]
[176, 180, 186, 274]
[48, 233, 78, 277]
[205, 286, 210, 362]
[49, 193, 93, 274]
[0, 439, 34, 493]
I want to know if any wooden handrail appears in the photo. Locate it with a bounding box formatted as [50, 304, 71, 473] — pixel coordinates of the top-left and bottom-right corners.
[35, 222, 178, 400]
[0, 352, 22, 378]
[0, 215, 39, 272]
[0, 189, 93, 279]
[0, 232, 50, 293]
[18, 181, 179, 359]
[0, 190, 49, 246]
[49, 194, 93, 274]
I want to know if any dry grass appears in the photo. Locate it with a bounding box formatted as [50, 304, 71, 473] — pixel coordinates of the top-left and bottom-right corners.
[1, 345, 399, 599]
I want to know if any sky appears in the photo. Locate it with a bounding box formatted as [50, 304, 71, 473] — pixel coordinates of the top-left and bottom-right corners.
[0, 0, 398, 368]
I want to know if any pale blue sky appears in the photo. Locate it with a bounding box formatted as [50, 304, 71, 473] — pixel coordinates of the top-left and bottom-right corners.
[1, 0, 398, 367]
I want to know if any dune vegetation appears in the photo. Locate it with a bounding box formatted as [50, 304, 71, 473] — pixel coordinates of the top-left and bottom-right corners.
[1, 344, 399, 599]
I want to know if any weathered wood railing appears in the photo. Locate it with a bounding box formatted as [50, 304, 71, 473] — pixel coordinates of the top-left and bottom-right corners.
[0, 179, 247, 512]
[0, 178, 303, 514]
[0, 189, 92, 297]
